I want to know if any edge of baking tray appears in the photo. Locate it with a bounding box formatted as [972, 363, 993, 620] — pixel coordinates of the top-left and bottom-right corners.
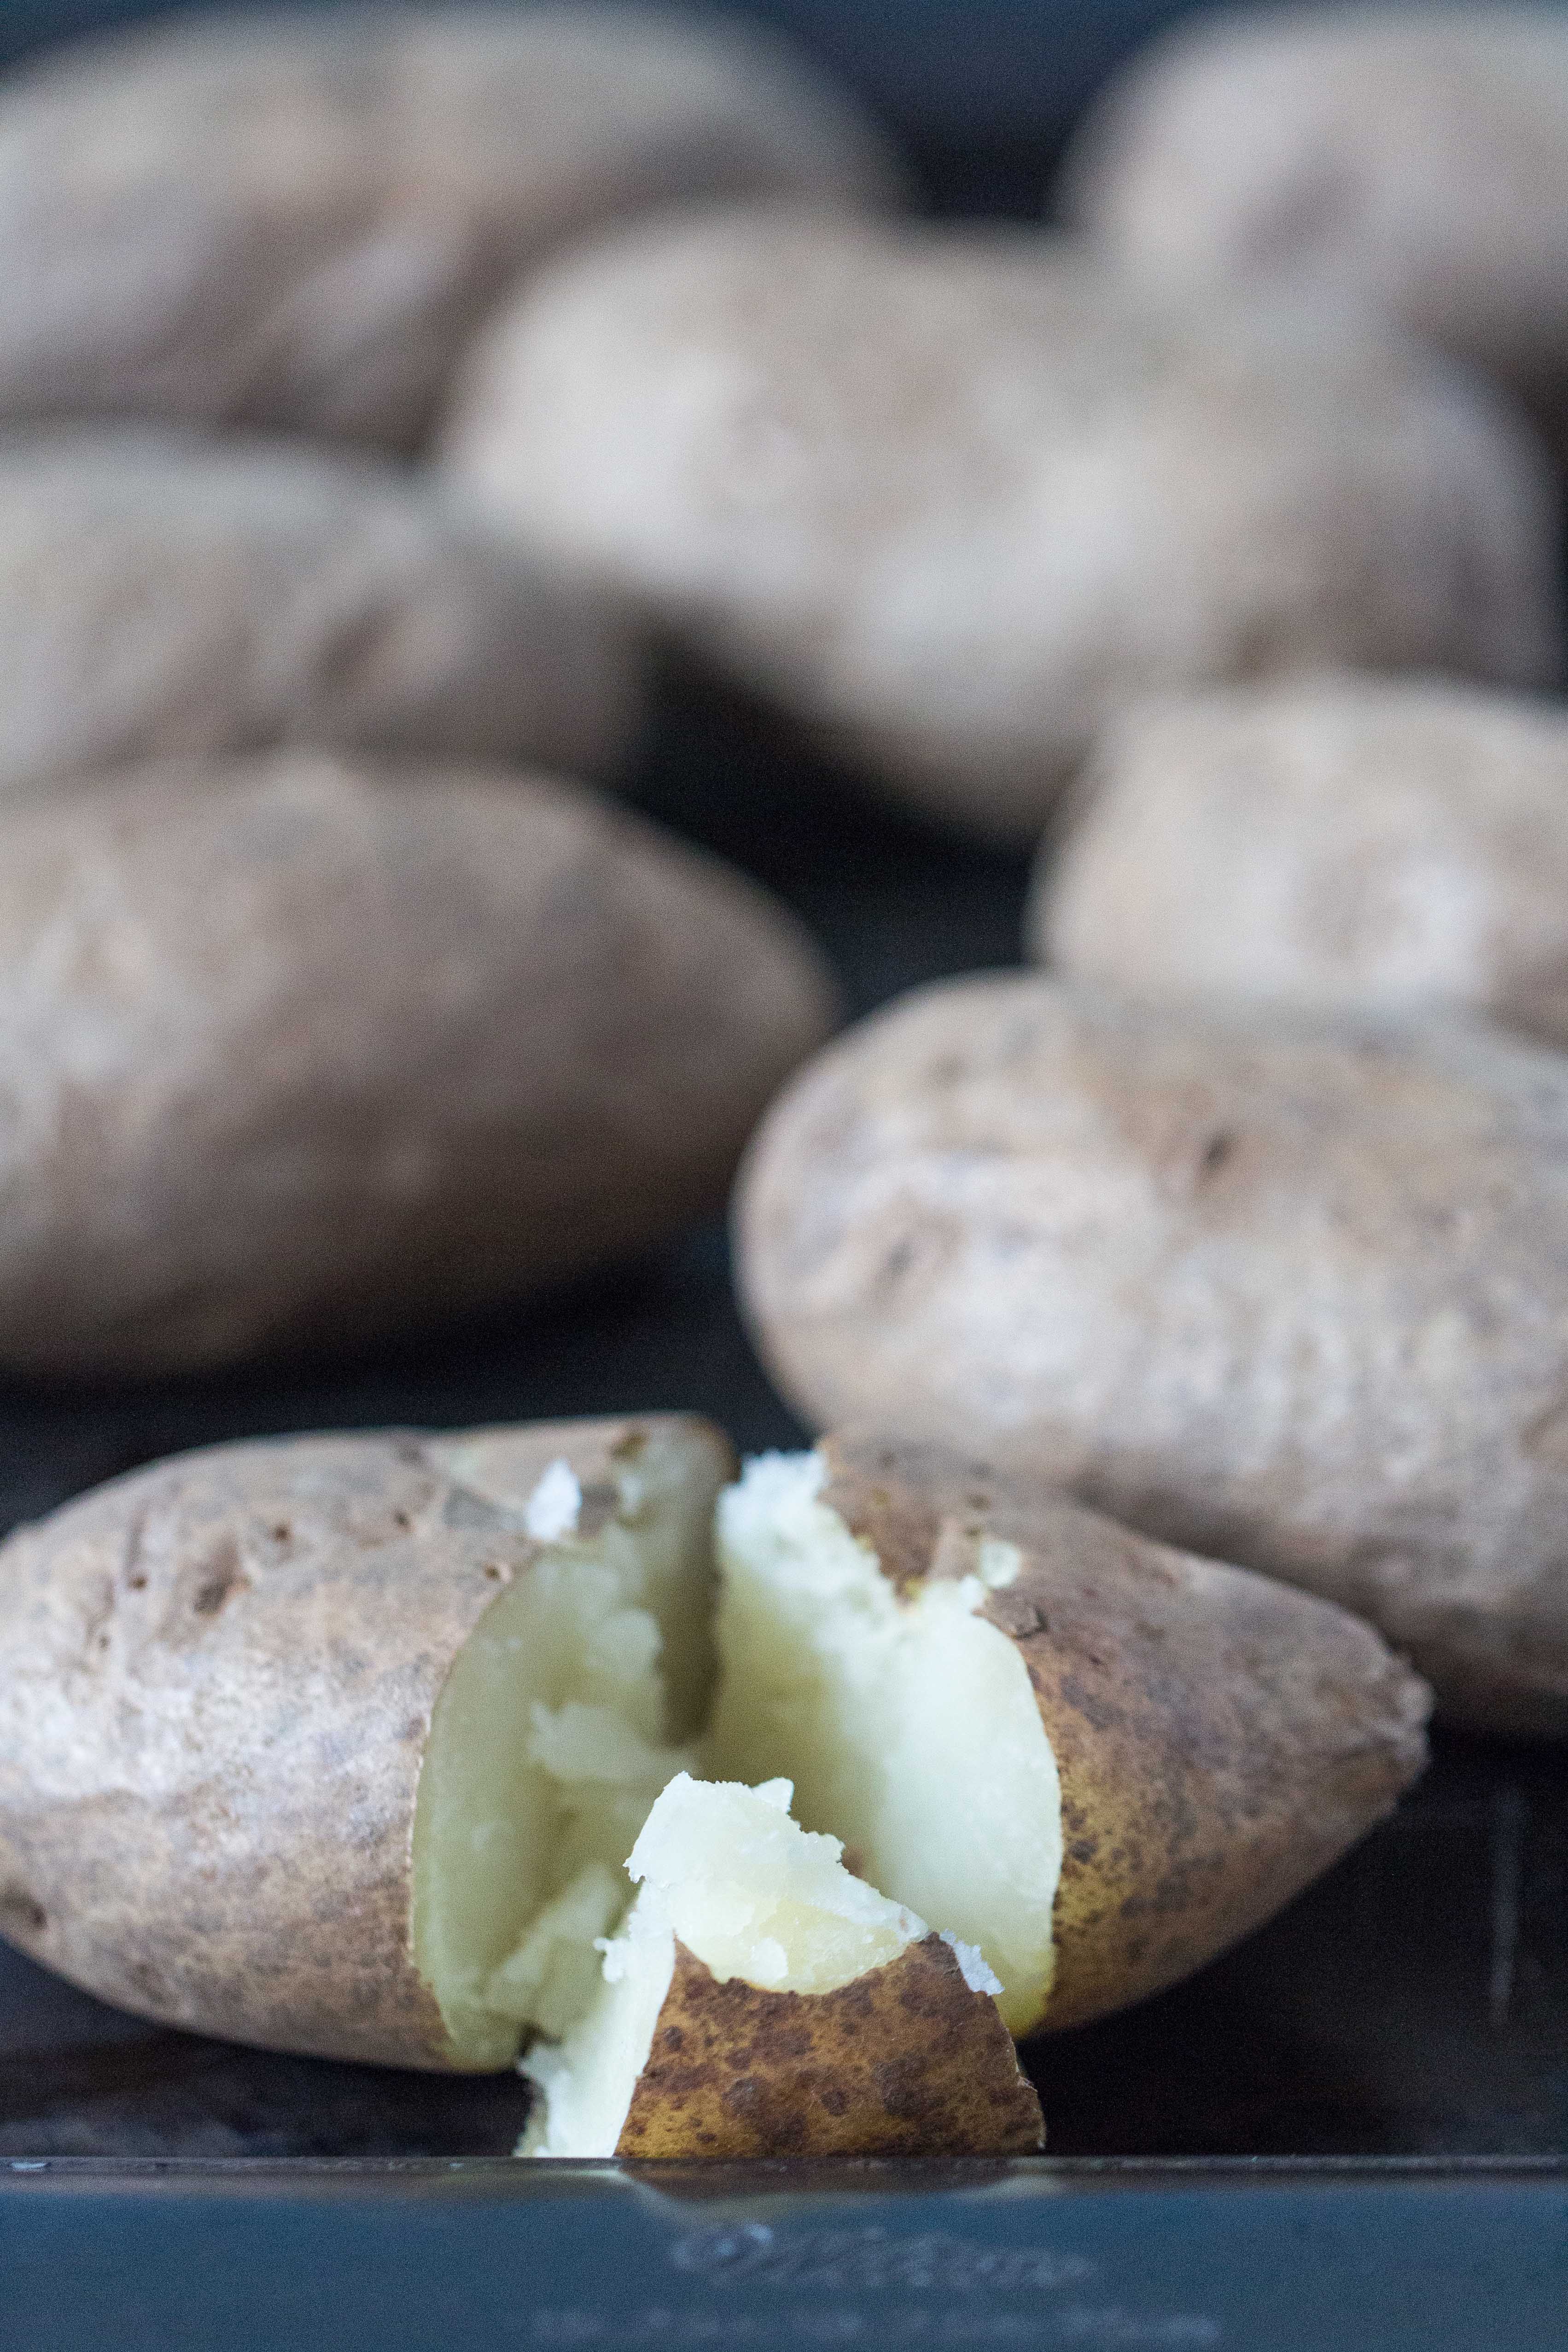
[6, 2152, 1565, 2352]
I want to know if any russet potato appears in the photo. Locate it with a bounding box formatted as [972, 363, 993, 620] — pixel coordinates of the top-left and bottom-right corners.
[1033, 678, 1568, 1048]
[0, 751, 836, 1374]
[0, 1414, 1429, 2110]
[734, 977, 1568, 1739]
[442, 209, 1562, 840]
[0, 5, 898, 449]
[1062, 6, 1568, 457]
[0, 427, 636, 797]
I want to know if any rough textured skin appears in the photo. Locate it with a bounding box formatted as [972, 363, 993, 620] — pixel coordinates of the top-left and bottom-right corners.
[0, 1416, 732, 2067]
[1062, 6, 1568, 452]
[0, 753, 836, 1375]
[0, 427, 636, 796]
[735, 979, 1568, 1739]
[0, 4, 898, 451]
[1034, 678, 1568, 1048]
[441, 209, 1562, 841]
[817, 1432, 1428, 2033]
[616, 1933, 1044, 2155]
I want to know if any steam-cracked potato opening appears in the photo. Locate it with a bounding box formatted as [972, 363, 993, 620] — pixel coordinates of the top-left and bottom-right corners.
[702, 1450, 1063, 2038]
[411, 1424, 727, 2069]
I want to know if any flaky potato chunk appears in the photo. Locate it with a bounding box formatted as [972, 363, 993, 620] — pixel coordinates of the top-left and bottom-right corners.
[521, 1773, 1043, 2158]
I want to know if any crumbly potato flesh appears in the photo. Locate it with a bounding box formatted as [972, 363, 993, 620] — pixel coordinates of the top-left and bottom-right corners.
[412, 1427, 719, 2068]
[703, 1452, 1062, 2037]
[522, 1772, 1032, 2159]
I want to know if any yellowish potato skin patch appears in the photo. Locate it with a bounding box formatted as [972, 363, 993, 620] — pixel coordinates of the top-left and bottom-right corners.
[617, 1935, 1043, 2158]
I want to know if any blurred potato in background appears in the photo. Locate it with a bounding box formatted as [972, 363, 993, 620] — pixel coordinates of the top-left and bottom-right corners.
[1063, 5, 1568, 458]
[0, 751, 837, 1376]
[0, 1, 900, 450]
[1033, 678, 1568, 1049]
[443, 206, 1564, 842]
[0, 426, 639, 792]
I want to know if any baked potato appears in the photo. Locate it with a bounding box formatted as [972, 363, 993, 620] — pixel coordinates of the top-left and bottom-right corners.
[522, 1771, 1043, 2157]
[1062, 6, 1568, 455]
[441, 208, 1561, 840]
[734, 978, 1568, 1740]
[1033, 677, 1568, 1048]
[0, 4, 898, 449]
[0, 751, 835, 1374]
[0, 427, 634, 796]
[0, 1402, 1429, 2070]
[0, 1415, 1427, 2080]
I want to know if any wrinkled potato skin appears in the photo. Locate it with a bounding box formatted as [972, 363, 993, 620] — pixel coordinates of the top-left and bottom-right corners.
[617, 1933, 1044, 2155]
[1034, 678, 1568, 1047]
[0, 1417, 733, 2068]
[0, 5, 898, 449]
[737, 981, 1568, 1739]
[1062, 7, 1568, 452]
[0, 428, 636, 796]
[0, 754, 835, 1374]
[443, 210, 1561, 841]
[819, 1432, 1429, 2032]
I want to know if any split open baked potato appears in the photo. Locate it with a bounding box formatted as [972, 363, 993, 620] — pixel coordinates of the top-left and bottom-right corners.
[0, 1416, 1428, 2106]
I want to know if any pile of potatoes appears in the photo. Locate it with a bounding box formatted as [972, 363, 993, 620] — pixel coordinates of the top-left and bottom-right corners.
[3, 0, 1568, 2161]
[0, 2, 898, 1368]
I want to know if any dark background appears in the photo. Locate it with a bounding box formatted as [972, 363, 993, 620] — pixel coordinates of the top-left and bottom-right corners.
[0, 0, 1563, 2162]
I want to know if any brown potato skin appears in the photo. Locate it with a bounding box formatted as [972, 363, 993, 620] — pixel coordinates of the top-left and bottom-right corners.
[443, 210, 1561, 842]
[0, 428, 638, 795]
[819, 1432, 1429, 2032]
[1034, 678, 1568, 1048]
[0, 752, 835, 1374]
[735, 980, 1568, 1740]
[0, 6, 898, 450]
[0, 1415, 734, 2068]
[616, 1934, 1043, 2156]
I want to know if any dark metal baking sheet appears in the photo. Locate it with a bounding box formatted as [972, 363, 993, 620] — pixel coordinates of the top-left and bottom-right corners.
[5, 2155, 1567, 2352]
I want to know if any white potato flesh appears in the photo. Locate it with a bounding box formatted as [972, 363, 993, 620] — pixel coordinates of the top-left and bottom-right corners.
[411, 1429, 722, 2068]
[521, 1772, 992, 2157]
[703, 1451, 1063, 2036]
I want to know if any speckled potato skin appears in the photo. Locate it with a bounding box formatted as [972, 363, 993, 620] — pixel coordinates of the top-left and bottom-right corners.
[0, 1417, 734, 2068]
[0, 428, 636, 796]
[0, 5, 898, 450]
[1062, 7, 1568, 453]
[617, 1933, 1044, 2155]
[0, 753, 836, 1374]
[736, 980, 1568, 1740]
[817, 1432, 1428, 2033]
[1034, 678, 1568, 1047]
[441, 210, 1562, 842]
